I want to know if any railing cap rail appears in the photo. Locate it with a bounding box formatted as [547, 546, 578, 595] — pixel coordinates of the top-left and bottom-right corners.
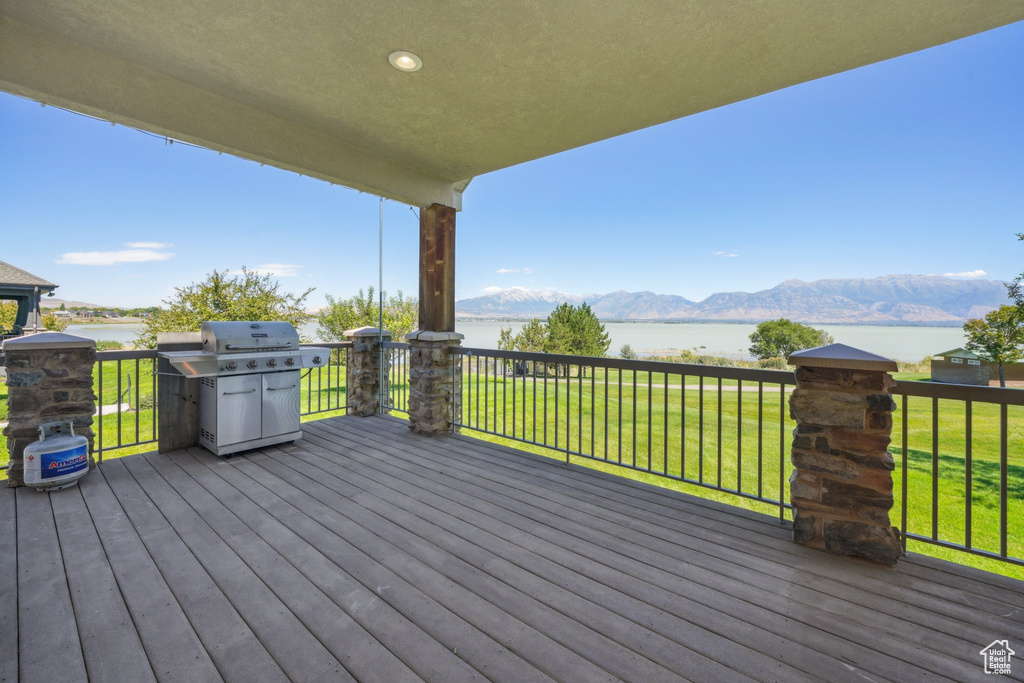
[455, 346, 796, 384]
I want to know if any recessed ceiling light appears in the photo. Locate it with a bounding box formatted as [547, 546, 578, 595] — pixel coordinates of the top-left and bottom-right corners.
[388, 50, 422, 72]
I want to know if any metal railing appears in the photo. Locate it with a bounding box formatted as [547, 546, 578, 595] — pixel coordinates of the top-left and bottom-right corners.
[892, 380, 1024, 567]
[383, 341, 411, 415]
[450, 347, 797, 519]
[95, 349, 158, 456]
[299, 342, 351, 417]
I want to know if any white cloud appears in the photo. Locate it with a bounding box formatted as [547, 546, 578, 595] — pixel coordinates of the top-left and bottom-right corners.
[57, 247, 174, 266]
[523, 267, 534, 274]
[714, 251, 739, 258]
[248, 263, 303, 277]
[496, 266, 533, 274]
[124, 241, 173, 249]
[483, 286, 503, 293]
[942, 269, 987, 279]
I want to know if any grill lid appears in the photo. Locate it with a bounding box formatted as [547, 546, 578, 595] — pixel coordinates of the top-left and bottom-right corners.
[201, 321, 299, 355]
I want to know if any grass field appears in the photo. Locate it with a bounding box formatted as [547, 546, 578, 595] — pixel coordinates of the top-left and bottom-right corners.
[2, 360, 1021, 579]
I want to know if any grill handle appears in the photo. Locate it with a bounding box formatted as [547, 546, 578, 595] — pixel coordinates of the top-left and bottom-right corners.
[224, 343, 294, 351]
[267, 385, 297, 391]
[223, 389, 258, 396]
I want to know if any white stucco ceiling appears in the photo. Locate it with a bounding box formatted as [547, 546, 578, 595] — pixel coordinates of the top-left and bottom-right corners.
[2, 2, 1022, 207]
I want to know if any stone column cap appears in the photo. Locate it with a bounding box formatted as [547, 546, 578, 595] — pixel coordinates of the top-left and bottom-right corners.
[788, 343, 898, 372]
[1, 331, 95, 351]
[406, 330, 465, 342]
[343, 326, 393, 338]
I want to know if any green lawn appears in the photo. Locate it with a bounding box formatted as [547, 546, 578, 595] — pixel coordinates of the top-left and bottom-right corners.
[3, 360, 1021, 579]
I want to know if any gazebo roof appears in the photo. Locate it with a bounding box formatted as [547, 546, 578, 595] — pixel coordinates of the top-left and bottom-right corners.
[0, 260, 57, 290]
[2, 2, 1022, 207]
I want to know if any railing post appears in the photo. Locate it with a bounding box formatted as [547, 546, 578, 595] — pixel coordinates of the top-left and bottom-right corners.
[344, 327, 391, 416]
[787, 343, 902, 565]
[2, 332, 97, 487]
[405, 330, 463, 435]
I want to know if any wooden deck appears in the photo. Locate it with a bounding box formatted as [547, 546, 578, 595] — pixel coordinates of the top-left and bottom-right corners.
[3, 415, 1022, 683]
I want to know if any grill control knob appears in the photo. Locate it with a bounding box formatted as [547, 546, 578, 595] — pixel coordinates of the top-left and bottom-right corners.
[285, 357, 295, 366]
[313, 356, 322, 365]
[226, 361, 237, 370]
[267, 358, 277, 367]
[247, 360, 258, 369]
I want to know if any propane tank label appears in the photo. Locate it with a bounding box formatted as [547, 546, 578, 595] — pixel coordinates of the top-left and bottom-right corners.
[40, 445, 88, 480]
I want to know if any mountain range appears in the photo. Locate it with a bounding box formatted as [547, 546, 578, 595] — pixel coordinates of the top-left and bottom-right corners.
[455, 275, 1008, 324]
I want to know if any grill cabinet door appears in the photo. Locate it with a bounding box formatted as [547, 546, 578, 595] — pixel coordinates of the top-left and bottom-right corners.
[216, 374, 262, 446]
[262, 370, 300, 438]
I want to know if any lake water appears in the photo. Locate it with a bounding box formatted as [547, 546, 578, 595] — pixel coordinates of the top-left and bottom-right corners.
[68, 320, 965, 362]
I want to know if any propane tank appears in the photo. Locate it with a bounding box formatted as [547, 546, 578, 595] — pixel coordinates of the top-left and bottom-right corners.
[23, 420, 90, 491]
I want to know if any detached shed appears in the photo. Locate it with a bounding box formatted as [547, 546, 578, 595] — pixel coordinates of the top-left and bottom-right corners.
[931, 347, 1024, 385]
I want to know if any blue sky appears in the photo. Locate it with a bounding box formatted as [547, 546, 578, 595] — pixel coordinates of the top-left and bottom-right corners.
[1, 21, 1022, 309]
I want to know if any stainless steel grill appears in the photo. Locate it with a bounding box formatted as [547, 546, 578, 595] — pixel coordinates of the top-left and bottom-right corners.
[160, 321, 329, 456]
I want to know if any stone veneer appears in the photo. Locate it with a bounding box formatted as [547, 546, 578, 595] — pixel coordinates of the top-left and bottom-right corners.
[787, 343, 902, 565]
[405, 330, 463, 436]
[2, 332, 97, 487]
[344, 327, 391, 416]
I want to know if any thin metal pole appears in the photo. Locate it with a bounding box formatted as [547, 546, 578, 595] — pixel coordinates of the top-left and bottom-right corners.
[378, 197, 385, 415]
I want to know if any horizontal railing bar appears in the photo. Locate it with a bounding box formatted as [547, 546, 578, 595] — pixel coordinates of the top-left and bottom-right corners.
[96, 438, 158, 453]
[382, 341, 411, 350]
[96, 349, 158, 361]
[893, 380, 1024, 406]
[454, 347, 795, 384]
[902, 532, 1024, 568]
[301, 341, 352, 349]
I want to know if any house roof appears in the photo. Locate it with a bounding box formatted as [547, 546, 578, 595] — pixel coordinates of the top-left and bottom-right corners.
[2, 3, 1023, 207]
[0, 260, 57, 289]
[935, 347, 982, 360]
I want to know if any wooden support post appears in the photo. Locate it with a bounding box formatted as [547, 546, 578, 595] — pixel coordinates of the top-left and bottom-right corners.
[156, 332, 202, 453]
[419, 203, 456, 332]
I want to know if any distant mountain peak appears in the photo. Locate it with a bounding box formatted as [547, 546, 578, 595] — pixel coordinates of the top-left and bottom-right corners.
[455, 275, 1006, 324]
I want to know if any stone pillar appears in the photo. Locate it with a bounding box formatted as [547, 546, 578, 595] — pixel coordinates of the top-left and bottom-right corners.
[405, 330, 463, 436]
[2, 333, 97, 487]
[787, 343, 902, 565]
[344, 327, 391, 416]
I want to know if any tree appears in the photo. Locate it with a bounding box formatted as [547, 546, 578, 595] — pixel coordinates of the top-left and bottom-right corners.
[136, 268, 314, 348]
[0, 301, 15, 331]
[497, 325, 515, 352]
[42, 313, 70, 332]
[748, 318, 833, 361]
[963, 305, 1024, 387]
[544, 302, 610, 376]
[1009, 233, 1024, 312]
[619, 344, 637, 360]
[316, 286, 417, 344]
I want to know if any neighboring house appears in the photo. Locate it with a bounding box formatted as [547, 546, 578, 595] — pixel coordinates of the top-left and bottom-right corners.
[0, 260, 58, 338]
[979, 640, 1015, 675]
[51, 310, 72, 318]
[931, 348, 1024, 386]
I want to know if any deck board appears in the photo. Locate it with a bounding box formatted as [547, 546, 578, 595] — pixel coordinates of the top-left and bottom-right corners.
[3, 413, 1022, 682]
[310, 420, 968, 681]
[0, 480, 18, 683]
[347, 419, 1017, 637]
[76, 461, 221, 683]
[49, 486, 155, 683]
